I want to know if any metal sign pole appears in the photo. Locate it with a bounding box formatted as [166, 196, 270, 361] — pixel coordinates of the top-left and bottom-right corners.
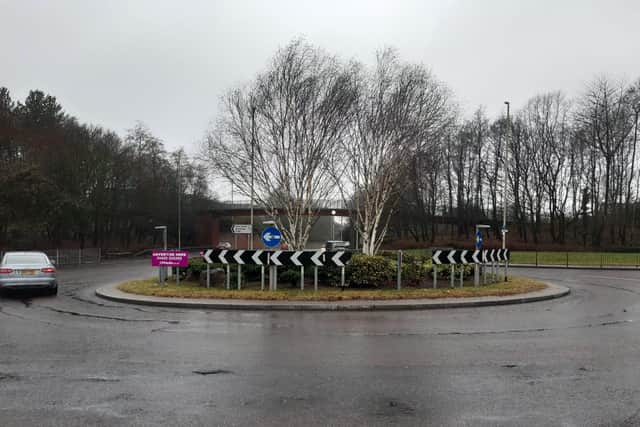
[450, 265, 454, 288]
[483, 262, 487, 285]
[314, 266, 318, 292]
[206, 264, 210, 289]
[341, 267, 345, 287]
[300, 266, 304, 290]
[397, 250, 402, 290]
[459, 266, 463, 288]
[226, 264, 230, 290]
[237, 265, 242, 290]
[261, 266, 265, 291]
[433, 264, 437, 288]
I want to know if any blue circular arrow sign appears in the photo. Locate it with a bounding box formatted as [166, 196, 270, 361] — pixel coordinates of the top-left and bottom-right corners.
[475, 231, 483, 250]
[261, 226, 282, 248]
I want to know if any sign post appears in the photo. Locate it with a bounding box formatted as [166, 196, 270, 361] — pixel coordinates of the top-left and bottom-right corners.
[151, 250, 188, 286]
[474, 225, 490, 286]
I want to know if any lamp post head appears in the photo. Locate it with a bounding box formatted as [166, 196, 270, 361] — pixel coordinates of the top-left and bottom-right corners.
[154, 225, 167, 230]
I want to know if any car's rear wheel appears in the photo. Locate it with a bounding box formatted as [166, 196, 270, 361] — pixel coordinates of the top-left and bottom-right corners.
[46, 286, 58, 296]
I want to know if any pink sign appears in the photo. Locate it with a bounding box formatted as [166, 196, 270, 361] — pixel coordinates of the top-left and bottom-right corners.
[151, 250, 189, 267]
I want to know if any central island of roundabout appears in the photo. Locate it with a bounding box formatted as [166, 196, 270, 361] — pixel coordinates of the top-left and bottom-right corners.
[96, 278, 569, 310]
[96, 249, 569, 310]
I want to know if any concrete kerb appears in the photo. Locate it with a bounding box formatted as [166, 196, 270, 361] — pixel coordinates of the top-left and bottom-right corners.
[95, 281, 570, 311]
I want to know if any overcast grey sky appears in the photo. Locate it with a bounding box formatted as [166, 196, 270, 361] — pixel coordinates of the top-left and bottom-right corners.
[2, 0, 639, 154]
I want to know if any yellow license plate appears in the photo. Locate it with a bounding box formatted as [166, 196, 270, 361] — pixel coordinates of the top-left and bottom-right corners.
[20, 270, 37, 275]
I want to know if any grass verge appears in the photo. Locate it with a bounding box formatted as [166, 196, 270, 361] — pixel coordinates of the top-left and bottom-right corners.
[404, 249, 640, 267]
[118, 276, 547, 301]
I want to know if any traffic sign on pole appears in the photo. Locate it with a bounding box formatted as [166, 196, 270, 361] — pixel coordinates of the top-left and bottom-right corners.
[232, 224, 253, 234]
[261, 226, 282, 248]
[475, 231, 483, 250]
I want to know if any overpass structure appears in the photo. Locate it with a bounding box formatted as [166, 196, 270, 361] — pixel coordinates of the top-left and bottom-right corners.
[195, 199, 352, 247]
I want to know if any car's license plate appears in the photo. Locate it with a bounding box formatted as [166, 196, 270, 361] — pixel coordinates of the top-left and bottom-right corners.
[20, 270, 37, 275]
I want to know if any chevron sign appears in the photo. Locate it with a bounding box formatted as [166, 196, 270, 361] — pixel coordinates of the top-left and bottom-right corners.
[432, 249, 510, 265]
[202, 249, 352, 267]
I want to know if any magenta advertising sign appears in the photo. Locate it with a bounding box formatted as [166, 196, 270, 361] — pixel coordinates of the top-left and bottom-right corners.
[151, 250, 189, 267]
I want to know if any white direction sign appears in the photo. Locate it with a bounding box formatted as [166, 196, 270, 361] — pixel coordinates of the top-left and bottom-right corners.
[232, 224, 253, 234]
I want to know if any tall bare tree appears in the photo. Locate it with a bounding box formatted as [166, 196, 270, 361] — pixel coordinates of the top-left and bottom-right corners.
[202, 39, 357, 249]
[340, 49, 451, 255]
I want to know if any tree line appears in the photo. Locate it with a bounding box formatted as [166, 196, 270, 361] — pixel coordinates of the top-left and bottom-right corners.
[0, 88, 211, 250]
[204, 39, 640, 253]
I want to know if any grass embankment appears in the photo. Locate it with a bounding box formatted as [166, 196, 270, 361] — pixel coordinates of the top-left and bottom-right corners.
[404, 249, 640, 267]
[118, 276, 547, 301]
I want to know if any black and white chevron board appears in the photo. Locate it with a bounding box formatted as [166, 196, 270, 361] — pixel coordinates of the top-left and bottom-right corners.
[203, 249, 352, 267]
[432, 249, 510, 265]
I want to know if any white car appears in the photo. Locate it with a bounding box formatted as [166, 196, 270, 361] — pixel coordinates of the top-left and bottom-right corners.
[0, 251, 58, 295]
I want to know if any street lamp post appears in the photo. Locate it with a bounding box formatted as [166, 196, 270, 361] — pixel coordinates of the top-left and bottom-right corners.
[177, 151, 182, 285]
[503, 101, 510, 251]
[250, 105, 256, 250]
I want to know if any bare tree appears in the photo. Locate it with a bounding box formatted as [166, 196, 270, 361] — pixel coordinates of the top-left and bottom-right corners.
[202, 39, 357, 249]
[339, 49, 451, 255]
[575, 77, 636, 245]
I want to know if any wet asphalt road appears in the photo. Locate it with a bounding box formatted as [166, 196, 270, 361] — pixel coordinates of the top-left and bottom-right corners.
[1, 261, 639, 426]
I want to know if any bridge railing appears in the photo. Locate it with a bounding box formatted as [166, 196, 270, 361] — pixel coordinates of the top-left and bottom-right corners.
[216, 199, 350, 210]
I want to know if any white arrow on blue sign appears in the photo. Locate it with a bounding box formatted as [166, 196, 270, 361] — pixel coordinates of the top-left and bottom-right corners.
[475, 231, 483, 250]
[261, 226, 282, 248]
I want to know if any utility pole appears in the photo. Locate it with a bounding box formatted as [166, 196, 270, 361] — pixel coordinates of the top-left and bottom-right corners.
[250, 104, 256, 250]
[503, 101, 510, 250]
[177, 150, 182, 250]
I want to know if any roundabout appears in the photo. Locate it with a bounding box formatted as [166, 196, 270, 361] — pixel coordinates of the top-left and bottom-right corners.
[1, 260, 639, 426]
